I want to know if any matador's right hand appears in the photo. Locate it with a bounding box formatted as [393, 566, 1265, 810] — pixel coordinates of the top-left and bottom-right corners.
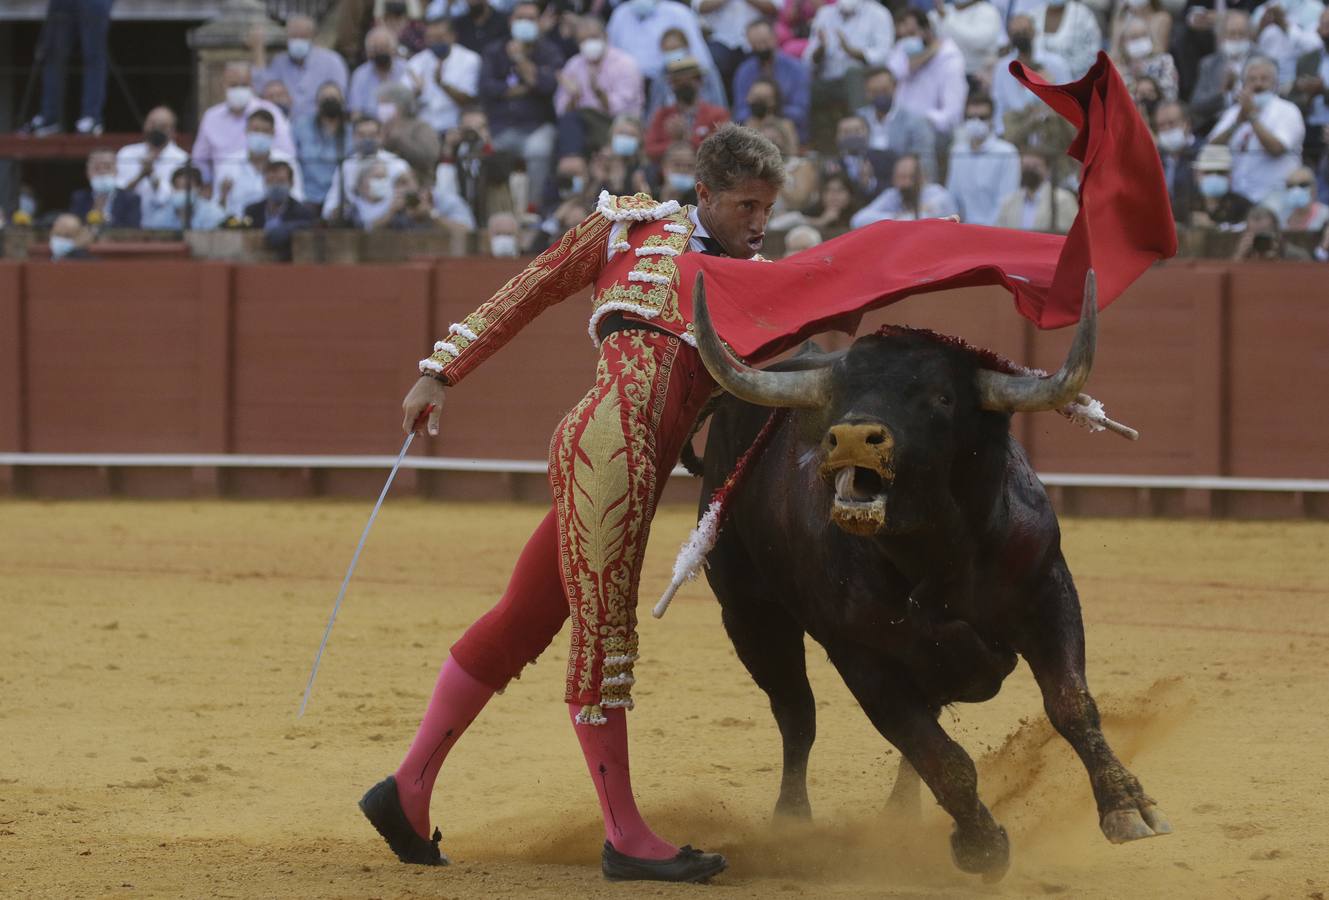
[402, 376, 446, 436]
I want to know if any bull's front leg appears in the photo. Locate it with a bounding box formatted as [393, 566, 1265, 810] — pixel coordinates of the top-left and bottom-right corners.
[1018, 559, 1172, 843]
[827, 642, 1010, 881]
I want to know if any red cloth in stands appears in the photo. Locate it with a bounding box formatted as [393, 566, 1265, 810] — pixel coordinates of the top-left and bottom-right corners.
[676, 53, 1178, 362]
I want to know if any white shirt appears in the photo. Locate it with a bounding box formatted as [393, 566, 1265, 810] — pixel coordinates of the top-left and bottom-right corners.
[888, 37, 970, 134]
[1252, 17, 1324, 89]
[851, 182, 959, 227]
[606, 1, 716, 81]
[929, 1, 1006, 75]
[115, 140, 190, 207]
[214, 150, 305, 218]
[805, 2, 896, 81]
[991, 49, 1071, 133]
[1030, 1, 1102, 80]
[694, 0, 786, 51]
[405, 45, 482, 134]
[946, 133, 1020, 226]
[321, 150, 412, 219]
[1208, 95, 1306, 204]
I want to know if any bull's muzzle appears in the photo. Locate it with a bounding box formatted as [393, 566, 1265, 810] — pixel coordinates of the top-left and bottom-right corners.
[819, 422, 895, 536]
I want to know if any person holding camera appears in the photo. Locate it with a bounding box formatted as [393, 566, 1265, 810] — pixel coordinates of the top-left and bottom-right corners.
[1232, 204, 1312, 260]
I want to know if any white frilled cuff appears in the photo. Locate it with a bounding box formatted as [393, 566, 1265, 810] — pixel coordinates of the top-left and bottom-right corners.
[595, 190, 682, 223]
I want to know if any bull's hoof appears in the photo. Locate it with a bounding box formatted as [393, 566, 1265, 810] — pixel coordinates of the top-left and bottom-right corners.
[773, 796, 812, 821]
[950, 824, 1010, 881]
[1101, 805, 1172, 844]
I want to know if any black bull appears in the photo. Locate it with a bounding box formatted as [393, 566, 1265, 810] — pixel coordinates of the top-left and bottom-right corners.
[689, 273, 1170, 880]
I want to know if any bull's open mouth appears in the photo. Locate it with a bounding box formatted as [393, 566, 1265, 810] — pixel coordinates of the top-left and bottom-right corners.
[830, 467, 888, 535]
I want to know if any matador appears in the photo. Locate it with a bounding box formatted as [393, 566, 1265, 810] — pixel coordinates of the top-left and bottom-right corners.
[359, 124, 785, 883]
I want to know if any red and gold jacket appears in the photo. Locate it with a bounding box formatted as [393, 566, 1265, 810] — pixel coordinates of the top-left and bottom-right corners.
[419, 192, 706, 386]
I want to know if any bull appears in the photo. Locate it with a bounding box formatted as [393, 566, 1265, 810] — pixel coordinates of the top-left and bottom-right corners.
[689, 271, 1170, 880]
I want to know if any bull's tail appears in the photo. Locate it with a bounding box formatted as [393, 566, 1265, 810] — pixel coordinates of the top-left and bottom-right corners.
[653, 407, 788, 619]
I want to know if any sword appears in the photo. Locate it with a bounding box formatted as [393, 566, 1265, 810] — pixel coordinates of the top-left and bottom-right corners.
[297, 406, 433, 718]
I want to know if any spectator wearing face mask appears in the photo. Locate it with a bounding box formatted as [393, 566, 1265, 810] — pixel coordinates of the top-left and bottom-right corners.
[71, 149, 142, 229]
[115, 106, 190, 223]
[992, 14, 1071, 136]
[262, 80, 298, 122]
[805, 0, 895, 150]
[1108, 0, 1172, 65]
[1291, 8, 1329, 142]
[995, 152, 1078, 232]
[215, 109, 307, 219]
[1115, 17, 1179, 101]
[1232, 203, 1313, 258]
[143, 166, 228, 231]
[1277, 165, 1329, 229]
[888, 8, 968, 142]
[852, 153, 958, 226]
[826, 114, 895, 203]
[928, 0, 1005, 78]
[193, 62, 296, 185]
[656, 141, 700, 205]
[691, 0, 783, 94]
[606, 0, 716, 83]
[487, 210, 523, 256]
[1031, 0, 1102, 80]
[296, 82, 355, 206]
[643, 28, 730, 123]
[378, 82, 443, 182]
[407, 16, 482, 135]
[1207, 56, 1305, 204]
[741, 79, 798, 152]
[945, 94, 1018, 226]
[453, 0, 511, 55]
[856, 67, 937, 181]
[250, 16, 350, 123]
[1153, 100, 1199, 223]
[644, 56, 730, 162]
[593, 115, 652, 195]
[48, 214, 93, 261]
[732, 19, 810, 143]
[242, 160, 317, 260]
[479, 1, 566, 203]
[1189, 143, 1253, 229]
[351, 28, 412, 117]
[1252, 0, 1323, 89]
[380, 0, 429, 56]
[322, 116, 413, 221]
[1192, 12, 1257, 135]
[554, 16, 645, 156]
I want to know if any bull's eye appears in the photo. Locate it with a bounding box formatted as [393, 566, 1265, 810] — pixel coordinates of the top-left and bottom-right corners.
[866, 433, 885, 445]
[827, 434, 838, 448]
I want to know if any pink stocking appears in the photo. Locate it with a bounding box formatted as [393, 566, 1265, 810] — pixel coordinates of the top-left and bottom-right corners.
[569, 704, 678, 860]
[393, 656, 494, 839]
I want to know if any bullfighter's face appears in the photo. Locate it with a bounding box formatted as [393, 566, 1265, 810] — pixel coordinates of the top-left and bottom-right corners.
[695, 178, 779, 259]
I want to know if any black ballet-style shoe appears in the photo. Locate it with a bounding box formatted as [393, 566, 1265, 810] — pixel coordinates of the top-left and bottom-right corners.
[358, 775, 448, 866]
[601, 841, 728, 883]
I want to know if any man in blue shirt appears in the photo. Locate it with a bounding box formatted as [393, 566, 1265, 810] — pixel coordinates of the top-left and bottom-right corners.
[295, 82, 356, 206]
[731, 19, 810, 142]
[945, 93, 1019, 226]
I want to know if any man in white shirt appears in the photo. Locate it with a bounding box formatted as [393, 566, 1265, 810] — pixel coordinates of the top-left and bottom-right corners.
[945, 94, 1019, 226]
[995, 152, 1078, 232]
[606, 0, 715, 82]
[115, 106, 190, 223]
[214, 109, 306, 219]
[888, 8, 968, 139]
[192, 61, 296, 185]
[1206, 55, 1306, 204]
[322, 116, 412, 221]
[406, 16, 481, 135]
[805, 0, 896, 148]
[929, 0, 1005, 76]
[692, 0, 783, 90]
[851, 153, 958, 226]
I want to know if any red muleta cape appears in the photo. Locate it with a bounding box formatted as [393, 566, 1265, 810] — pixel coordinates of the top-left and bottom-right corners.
[676, 52, 1178, 363]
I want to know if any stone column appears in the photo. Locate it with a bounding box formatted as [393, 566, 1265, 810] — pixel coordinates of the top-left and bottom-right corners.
[187, 0, 285, 113]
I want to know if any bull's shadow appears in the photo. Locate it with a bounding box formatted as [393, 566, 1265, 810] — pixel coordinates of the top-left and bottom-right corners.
[689, 272, 1171, 881]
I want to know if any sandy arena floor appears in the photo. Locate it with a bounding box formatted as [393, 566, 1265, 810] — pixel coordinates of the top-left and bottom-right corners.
[1, 499, 1326, 899]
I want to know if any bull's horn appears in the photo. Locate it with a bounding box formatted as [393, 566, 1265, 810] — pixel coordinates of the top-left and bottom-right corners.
[977, 270, 1098, 413]
[692, 272, 833, 409]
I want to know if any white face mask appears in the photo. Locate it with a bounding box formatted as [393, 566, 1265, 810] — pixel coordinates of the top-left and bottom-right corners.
[246, 131, 273, 154]
[630, 0, 658, 18]
[838, 0, 861, 14]
[288, 38, 312, 60]
[366, 176, 391, 200]
[1156, 126, 1187, 152]
[490, 233, 519, 257]
[377, 102, 399, 123]
[1222, 39, 1250, 59]
[898, 35, 926, 57]
[226, 85, 253, 112]
[50, 235, 77, 259]
[1125, 36, 1153, 60]
[962, 117, 990, 142]
[1251, 90, 1273, 110]
[580, 38, 606, 61]
[510, 18, 539, 43]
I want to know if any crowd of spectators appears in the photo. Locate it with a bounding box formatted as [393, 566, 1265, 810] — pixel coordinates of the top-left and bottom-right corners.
[12, 0, 1329, 262]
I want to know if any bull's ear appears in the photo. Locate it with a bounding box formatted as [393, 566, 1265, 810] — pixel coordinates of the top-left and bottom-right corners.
[692, 272, 834, 409]
[976, 269, 1097, 413]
